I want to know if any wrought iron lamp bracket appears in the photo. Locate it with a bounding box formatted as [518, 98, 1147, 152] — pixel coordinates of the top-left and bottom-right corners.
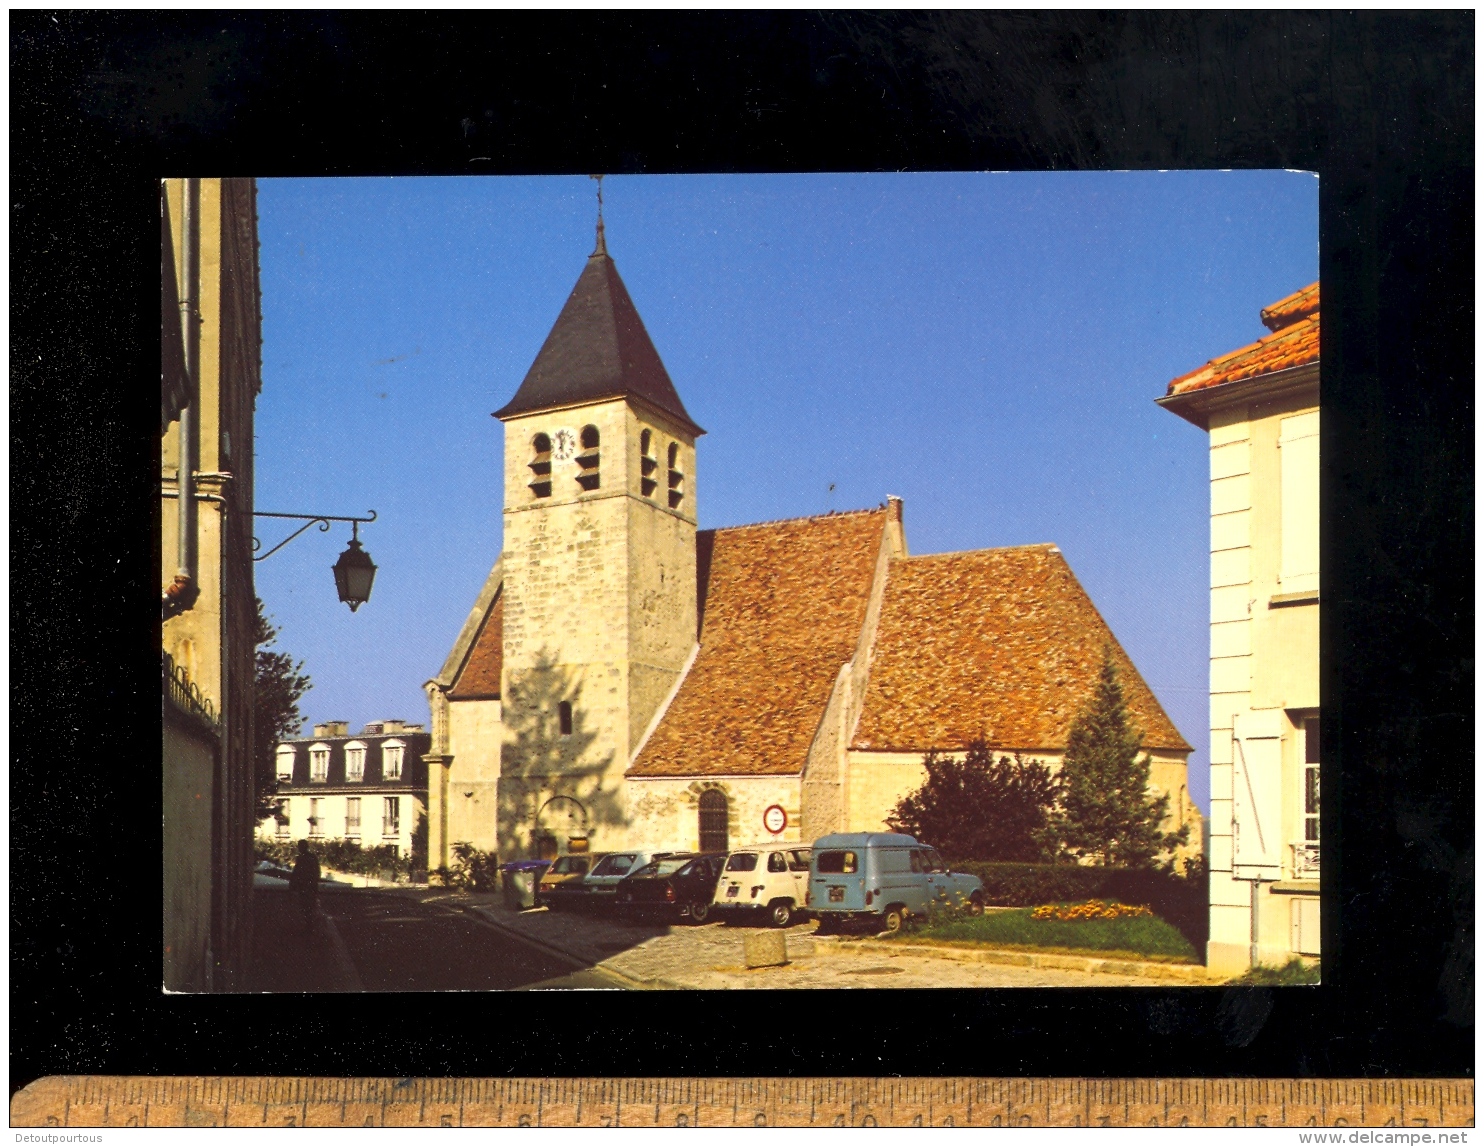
[252, 509, 377, 562]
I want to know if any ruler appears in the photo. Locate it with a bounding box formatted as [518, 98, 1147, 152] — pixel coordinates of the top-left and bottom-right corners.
[10, 1077, 1474, 1128]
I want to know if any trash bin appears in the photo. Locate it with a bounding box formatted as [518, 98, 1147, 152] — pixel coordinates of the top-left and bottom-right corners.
[501, 860, 551, 911]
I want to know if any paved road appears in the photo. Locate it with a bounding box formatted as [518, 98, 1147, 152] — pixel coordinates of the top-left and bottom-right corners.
[248, 884, 627, 991]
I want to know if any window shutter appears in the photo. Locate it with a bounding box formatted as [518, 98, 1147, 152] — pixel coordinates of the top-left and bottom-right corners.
[1279, 411, 1319, 593]
[1232, 710, 1284, 876]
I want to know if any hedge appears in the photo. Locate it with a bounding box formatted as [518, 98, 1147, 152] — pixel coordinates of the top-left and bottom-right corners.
[950, 861, 1208, 953]
[255, 839, 418, 882]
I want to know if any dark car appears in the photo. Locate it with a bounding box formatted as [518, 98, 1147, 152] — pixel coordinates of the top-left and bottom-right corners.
[615, 853, 727, 924]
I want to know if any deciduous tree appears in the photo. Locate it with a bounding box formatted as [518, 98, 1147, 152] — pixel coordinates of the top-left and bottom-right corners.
[254, 598, 311, 820]
[887, 740, 1059, 861]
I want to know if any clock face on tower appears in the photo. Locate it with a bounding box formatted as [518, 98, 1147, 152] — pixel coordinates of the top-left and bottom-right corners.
[551, 427, 578, 462]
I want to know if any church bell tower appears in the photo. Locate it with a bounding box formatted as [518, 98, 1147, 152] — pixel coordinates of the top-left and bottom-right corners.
[491, 220, 704, 854]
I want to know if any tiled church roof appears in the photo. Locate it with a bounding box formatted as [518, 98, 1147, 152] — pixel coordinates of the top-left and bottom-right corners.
[628, 508, 890, 778]
[492, 249, 703, 436]
[1166, 281, 1319, 396]
[851, 546, 1190, 754]
[449, 590, 504, 700]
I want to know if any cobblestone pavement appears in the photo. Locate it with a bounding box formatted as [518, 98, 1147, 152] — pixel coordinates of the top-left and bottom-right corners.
[406, 890, 1174, 988]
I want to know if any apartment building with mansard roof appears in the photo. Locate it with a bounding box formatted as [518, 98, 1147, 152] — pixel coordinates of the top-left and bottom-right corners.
[259, 720, 430, 860]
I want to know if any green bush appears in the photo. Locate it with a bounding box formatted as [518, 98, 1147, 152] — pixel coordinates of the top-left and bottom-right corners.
[448, 842, 501, 892]
[1233, 958, 1320, 986]
[948, 860, 1208, 954]
[896, 905, 1198, 962]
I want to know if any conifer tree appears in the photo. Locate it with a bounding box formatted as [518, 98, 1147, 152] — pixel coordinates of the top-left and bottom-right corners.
[1051, 647, 1187, 868]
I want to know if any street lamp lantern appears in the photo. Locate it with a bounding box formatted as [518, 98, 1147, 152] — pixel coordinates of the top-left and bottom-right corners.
[331, 527, 377, 612]
[253, 509, 379, 612]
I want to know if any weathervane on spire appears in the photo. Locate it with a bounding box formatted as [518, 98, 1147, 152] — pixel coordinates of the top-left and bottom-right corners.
[589, 174, 606, 255]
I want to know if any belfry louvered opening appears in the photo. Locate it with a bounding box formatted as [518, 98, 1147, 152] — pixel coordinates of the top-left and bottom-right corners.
[528, 433, 553, 498]
[667, 442, 684, 509]
[576, 425, 600, 491]
[640, 428, 658, 497]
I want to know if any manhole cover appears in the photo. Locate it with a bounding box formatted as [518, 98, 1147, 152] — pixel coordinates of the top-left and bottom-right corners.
[848, 966, 904, 975]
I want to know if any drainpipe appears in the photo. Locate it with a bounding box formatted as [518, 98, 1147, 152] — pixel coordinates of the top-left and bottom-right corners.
[165, 178, 201, 618]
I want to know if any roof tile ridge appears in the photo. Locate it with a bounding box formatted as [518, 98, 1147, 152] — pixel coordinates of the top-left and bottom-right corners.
[901, 542, 1061, 561]
[711, 505, 889, 533]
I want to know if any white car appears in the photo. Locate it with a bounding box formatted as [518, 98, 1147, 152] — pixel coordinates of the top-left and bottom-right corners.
[580, 850, 674, 901]
[713, 844, 812, 927]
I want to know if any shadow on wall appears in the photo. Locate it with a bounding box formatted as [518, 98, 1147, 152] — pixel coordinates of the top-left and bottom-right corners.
[499, 648, 627, 859]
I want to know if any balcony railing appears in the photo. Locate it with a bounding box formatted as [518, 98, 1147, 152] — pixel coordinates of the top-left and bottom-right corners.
[1291, 841, 1321, 879]
[163, 652, 218, 728]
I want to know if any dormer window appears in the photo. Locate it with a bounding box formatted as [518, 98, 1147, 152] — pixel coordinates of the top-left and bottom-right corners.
[275, 744, 296, 784]
[667, 442, 684, 509]
[344, 741, 367, 783]
[575, 425, 600, 491]
[528, 433, 552, 499]
[639, 429, 658, 497]
[382, 738, 405, 781]
[309, 743, 330, 783]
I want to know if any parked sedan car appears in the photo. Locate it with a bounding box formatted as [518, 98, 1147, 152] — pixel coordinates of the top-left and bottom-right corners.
[615, 853, 727, 923]
[579, 850, 668, 905]
[713, 844, 812, 927]
[536, 853, 606, 909]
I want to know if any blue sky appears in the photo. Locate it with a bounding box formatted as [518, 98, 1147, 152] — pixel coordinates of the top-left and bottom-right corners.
[253, 171, 1318, 813]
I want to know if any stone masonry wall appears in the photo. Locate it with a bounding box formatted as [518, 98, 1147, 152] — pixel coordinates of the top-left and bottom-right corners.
[498, 399, 698, 858]
[627, 776, 805, 854]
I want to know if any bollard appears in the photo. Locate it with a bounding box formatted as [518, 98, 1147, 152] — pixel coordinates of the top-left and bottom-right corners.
[743, 930, 788, 968]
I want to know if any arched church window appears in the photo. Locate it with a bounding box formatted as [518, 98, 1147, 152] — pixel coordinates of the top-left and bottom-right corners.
[576, 425, 600, 491]
[639, 429, 658, 497]
[558, 700, 573, 736]
[528, 433, 552, 499]
[667, 442, 684, 509]
[698, 789, 728, 853]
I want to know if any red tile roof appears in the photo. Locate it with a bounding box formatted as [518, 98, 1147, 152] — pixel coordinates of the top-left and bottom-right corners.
[851, 546, 1190, 754]
[628, 509, 889, 778]
[449, 590, 503, 699]
[1166, 281, 1319, 396]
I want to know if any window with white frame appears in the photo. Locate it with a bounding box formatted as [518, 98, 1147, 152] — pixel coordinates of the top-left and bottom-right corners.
[275, 800, 290, 837]
[1302, 717, 1320, 845]
[382, 739, 404, 781]
[1279, 410, 1319, 594]
[309, 797, 323, 837]
[309, 743, 330, 783]
[383, 797, 401, 837]
[346, 796, 361, 836]
[276, 744, 296, 784]
[344, 741, 366, 782]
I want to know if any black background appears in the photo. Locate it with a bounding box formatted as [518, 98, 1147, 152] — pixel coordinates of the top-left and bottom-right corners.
[11, 12, 1472, 1087]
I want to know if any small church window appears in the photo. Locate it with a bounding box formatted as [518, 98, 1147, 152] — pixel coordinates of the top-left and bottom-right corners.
[528, 433, 553, 499]
[698, 789, 728, 853]
[576, 425, 600, 491]
[558, 700, 573, 736]
[640, 429, 658, 497]
[667, 442, 684, 509]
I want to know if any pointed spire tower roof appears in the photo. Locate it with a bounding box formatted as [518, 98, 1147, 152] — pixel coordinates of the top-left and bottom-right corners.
[493, 226, 704, 436]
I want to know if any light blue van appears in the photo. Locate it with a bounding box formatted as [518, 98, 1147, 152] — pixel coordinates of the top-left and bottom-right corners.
[807, 832, 985, 934]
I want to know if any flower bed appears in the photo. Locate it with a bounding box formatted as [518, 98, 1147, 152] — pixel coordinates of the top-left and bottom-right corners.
[890, 903, 1198, 962]
[1031, 899, 1153, 922]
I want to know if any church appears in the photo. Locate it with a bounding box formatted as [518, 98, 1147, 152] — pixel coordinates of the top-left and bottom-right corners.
[422, 225, 1202, 871]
